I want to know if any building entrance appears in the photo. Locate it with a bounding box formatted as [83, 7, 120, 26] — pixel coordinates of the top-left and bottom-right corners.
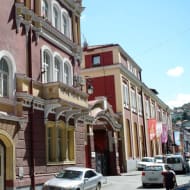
[0, 143, 4, 189]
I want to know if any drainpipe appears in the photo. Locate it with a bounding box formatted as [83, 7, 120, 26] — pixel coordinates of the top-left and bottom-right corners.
[26, 25, 35, 190]
[141, 86, 147, 157]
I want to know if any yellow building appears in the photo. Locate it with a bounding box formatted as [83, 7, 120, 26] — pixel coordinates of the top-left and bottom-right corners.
[81, 44, 173, 172]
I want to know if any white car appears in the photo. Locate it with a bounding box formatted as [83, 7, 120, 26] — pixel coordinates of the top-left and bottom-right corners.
[154, 155, 166, 163]
[137, 157, 155, 171]
[42, 167, 103, 190]
[141, 163, 176, 187]
[166, 154, 187, 173]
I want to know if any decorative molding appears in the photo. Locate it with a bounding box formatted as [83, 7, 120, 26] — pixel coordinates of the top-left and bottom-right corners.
[15, 2, 82, 58]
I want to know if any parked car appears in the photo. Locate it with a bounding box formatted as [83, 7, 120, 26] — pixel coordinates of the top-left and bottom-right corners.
[137, 157, 155, 171]
[42, 167, 103, 190]
[165, 154, 187, 174]
[141, 163, 176, 187]
[154, 155, 166, 163]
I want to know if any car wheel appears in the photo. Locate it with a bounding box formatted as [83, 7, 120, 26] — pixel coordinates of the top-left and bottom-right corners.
[142, 183, 146, 188]
[96, 183, 101, 190]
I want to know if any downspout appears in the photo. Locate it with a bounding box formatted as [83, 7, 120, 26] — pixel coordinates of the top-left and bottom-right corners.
[26, 26, 36, 190]
[141, 86, 147, 157]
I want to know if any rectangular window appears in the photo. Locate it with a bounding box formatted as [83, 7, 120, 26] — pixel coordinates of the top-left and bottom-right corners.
[131, 88, 137, 112]
[68, 129, 75, 161]
[151, 102, 155, 118]
[123, 83, 129, 108]
[157, 108, 162, 121]
[48, 127, 55, 162]
[47, 122, 75, 163]
[92, 55, 100, 66]
[137, 93, 142, 115]
[145, 99, 150, 118]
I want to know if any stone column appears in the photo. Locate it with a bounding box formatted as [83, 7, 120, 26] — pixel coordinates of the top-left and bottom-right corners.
[88, 125, 96, 169]
[114, 131, 121, 175]
[35, 0, 41, 16]
[25, 0, 31, 9]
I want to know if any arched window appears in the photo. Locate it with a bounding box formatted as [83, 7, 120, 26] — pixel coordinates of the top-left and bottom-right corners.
[53, 6, 58, 29]
[64, 63, 69, 85]
[43, 51, 51, 83]
[63, 61, 72, 86]
[62, 10, 72, 39]
[0, 57, 9, 97]
[42, 0, 49, 18]
[54, 57, 61, 82]
[62, 14, 67, 35]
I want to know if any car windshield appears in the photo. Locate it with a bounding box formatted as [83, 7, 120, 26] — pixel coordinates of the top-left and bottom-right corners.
[144, 166, 163, 171]
[142, 158, 154, 162]
[167, 157, 181, 164]
[56, 170, 83, 180]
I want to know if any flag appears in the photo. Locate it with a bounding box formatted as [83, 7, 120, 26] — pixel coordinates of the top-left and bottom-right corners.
[161, 124, 168, 143]
[148, 119, 156, 140]
[174, 131, 180, 146]
[156, 122, 163, 138]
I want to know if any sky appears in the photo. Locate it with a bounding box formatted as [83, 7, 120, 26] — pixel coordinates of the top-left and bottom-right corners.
[80, 0, 190, 109]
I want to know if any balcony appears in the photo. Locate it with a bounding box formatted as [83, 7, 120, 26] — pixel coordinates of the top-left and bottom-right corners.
[16, 74, 88, 109]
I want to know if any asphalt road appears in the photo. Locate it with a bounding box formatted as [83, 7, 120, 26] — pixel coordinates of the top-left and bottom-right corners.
[102, 171, 190, 190]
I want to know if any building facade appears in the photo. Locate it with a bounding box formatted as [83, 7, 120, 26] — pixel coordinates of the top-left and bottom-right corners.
[0, 0, 90, 189]
[81, 44, 173, 172]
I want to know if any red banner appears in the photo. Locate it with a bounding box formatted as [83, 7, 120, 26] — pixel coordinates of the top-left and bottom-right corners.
[148, 119, 156, 140]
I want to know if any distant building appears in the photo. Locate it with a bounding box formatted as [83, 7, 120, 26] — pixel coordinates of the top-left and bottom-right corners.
[81, 44, 173, 172]
[0, 0, 88, 189]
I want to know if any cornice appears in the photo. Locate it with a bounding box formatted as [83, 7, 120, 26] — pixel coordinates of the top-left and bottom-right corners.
[15, 3, 82, 58]
[58, 0, 84, 16]
[81, 63, 170, 112]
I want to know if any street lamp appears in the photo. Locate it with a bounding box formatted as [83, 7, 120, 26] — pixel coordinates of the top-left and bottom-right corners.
[86, 78, 94, 95]
[87, 84, 94, 95]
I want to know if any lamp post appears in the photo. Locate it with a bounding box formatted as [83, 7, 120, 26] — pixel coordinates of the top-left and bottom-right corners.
[86, 78, 94, 95]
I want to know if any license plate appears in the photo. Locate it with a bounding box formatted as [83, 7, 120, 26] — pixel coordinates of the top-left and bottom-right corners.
[148, 178, 157, 181]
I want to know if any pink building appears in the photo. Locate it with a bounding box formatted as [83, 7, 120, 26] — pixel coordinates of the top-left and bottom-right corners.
[0, 0, 89, 189]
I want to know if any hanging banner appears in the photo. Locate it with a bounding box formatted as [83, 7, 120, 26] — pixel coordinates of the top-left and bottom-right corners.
[156, 122, 163, 138]
[148, 119, 156, 140]
[174, 131, 180, 146]
[161, 124, 168, 143]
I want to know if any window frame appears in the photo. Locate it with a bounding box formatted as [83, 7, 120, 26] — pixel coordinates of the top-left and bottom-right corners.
[63, 59, 73, 86]
[92, 55, 101, 66]
[0, 58, 9, 97]
[41, 0, 49, 19]
[42, 48, 52, 83]
[0, 51, 16, 99]
[53, 53, 63, 82]
[46, 121, 75, 163]
[123, 82, 129, 108]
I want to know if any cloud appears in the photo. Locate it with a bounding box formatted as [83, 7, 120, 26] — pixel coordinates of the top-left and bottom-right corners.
[167, 93, 190, 108]
[166, 66, 184, 77]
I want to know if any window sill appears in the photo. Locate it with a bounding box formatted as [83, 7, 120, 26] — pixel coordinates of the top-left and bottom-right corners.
[47, 160, 76, 166]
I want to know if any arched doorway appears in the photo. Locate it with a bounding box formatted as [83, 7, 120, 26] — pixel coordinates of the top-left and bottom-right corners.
[0, 130, 15, 190]
[0, 142, 4, 189]
[87, 98, 122, 176]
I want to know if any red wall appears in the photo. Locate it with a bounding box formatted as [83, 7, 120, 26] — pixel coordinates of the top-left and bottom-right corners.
[88, 75, 116, 112]
[94, 130, 108, 153]
[85, 51, 113, 68]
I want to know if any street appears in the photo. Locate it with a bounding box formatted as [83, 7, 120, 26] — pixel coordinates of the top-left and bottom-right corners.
[102, 171, 190, 190]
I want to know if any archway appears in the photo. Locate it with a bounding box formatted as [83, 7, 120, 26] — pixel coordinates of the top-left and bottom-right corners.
[87, 98, 122, 176]
[0, 130, 15, 190]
